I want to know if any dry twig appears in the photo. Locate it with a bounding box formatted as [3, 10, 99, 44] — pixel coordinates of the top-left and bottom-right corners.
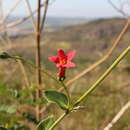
[40, 0, 49, 32]
[0, 2, 45, 31]
[35, 0, 42, 121]
[104, 101, 130, 130]
[24, 0, 37, 32]
[107, 0, 129, 18]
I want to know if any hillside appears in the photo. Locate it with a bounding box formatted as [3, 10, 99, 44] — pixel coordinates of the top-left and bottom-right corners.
[2, 18, 130, 62]
[45, 18, 127, 41]
[42, 18, 130, 60]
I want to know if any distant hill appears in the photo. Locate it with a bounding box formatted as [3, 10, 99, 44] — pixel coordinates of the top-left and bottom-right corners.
[43, 18, 130, 59]
[45, 17, 90, 30]
[2, 17, 130, 60]
[45, 18, 127, 41]
[5, 16, 89, 31]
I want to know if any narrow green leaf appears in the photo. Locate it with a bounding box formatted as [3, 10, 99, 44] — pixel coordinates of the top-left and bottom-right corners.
[36, 115, 54, 130]
[44, 90, 69, 110]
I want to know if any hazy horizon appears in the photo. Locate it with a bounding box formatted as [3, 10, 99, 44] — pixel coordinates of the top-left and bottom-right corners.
[9, 15, 123, 20]
[2, 0, 123, 18]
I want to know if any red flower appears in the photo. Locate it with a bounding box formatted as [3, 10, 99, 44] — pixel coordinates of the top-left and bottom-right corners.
[48, 49, 76, 80]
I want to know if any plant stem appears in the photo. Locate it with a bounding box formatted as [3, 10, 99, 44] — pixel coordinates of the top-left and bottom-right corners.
[48, 46, 130, 130]
[36, 0, 42, 85]
[36, 0, 42, 121]
[48, 112, 67, 130]
[74, 46, 130, 106]
[40, 0, 49, 32]
[60, 81, 71, 105]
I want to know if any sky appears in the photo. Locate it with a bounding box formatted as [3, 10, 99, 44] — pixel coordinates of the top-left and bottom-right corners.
[1, 0, 125, 18]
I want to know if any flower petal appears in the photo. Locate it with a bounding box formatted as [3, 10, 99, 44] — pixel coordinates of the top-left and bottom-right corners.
[67, 50, 76, 60]
[58, 49, 67, 59]
[63, 61, 76, 68]
[48, 56, 59, 63]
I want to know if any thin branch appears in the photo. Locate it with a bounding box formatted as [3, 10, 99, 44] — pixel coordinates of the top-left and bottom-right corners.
[40, 0, 49, 33]
[24, 0, 37, 32]
[35, 0, 42, 121]
[17, 60, 34, 100]
[0, 0, 55, 31]
[0, 2, 45, 31]
[17, 60, 30, 89]
[104, 101, 130, 130]
[35, 0, 50, 121]
[107, 0, 129, 18]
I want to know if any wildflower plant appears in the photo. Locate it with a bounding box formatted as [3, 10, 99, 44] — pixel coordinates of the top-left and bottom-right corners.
[0, 0, 130, 130]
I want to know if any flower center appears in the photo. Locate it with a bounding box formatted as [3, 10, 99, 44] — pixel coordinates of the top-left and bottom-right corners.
[60, 59, 67, 65]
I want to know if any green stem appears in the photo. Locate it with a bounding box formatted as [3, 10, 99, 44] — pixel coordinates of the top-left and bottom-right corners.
[48, 112, 67, 130]
[60, 81, 71, 106]
[74, 46, 130, 106]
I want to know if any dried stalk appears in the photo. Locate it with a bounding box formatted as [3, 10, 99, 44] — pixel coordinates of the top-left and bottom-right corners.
[17, 60, 30, 89]
[24, 0, 37, 32]
[17, 60, 34, 100]
[35, 0, 49, 121]
[35, 0, 42, 121]
[107, 0, 129, 18]
[40, 0, 49, 32]
[0, 2, 45, 31]
[104, 101, 130, 130]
